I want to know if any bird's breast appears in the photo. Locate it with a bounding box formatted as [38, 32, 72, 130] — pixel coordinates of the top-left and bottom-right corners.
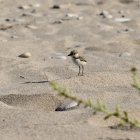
[72, 58, 86, 66]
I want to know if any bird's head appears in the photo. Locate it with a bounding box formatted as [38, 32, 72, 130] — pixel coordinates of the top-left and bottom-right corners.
[68, 50, 79, 57]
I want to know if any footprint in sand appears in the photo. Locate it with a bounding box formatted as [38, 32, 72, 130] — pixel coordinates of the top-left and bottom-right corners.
[0, 94, 61, 111]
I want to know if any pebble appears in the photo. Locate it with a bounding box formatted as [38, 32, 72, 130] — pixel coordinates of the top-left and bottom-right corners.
[18, 5, 30, 10]
[64, 13, 83, 20]
[20, 76, 25, 79]
[119, 52, 131, 57]
[117, 28, 133, 33]
[25, 25, 38, 29]
[52, 20, 63, 24]
[75, 45, 81, 48]
[0, 24, 13, 30]
[77, 16, 83, 20]
[1, 39, 7, 42]
[31, 9, 36, 13]
[21, 12, 41, 17]
[51, 5, 61, 9]
[99, 10, 113, 19]
[50, 53, 67, 60]
[118, 10, 124, 15]
[114, 18, 131, 23]
[120, 0, 133, 4]
[75, 2, 92, 6]
[66, 13, 79, 18]
[21, 13, 29, 17]
[10, 35, 19, 39]
[96, 0, 104, 4]
[33, 3, 40, 8]
[18, 52, 31, 58]
[18, 4, 40, 10]
[50, 55, 67, 60]
[55, 101, 78, 111]
[5, 18, 10, 22]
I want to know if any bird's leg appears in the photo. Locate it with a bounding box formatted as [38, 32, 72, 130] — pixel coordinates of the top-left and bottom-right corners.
[78, 66, 81, 76]
[81, 65, 84, 76]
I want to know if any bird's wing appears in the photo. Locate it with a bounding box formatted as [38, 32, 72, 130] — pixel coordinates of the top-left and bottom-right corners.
[78, 56, 87, 62]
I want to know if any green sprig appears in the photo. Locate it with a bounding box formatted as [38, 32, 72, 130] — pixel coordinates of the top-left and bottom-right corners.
[131, 67, 140, 94]
[50, 81, 140, 128]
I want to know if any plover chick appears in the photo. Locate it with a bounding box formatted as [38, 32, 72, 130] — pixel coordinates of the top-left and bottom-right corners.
[68, 50, 87, 76]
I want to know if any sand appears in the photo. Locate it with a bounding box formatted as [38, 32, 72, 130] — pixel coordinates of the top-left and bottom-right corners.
[0, 0, 140, 139]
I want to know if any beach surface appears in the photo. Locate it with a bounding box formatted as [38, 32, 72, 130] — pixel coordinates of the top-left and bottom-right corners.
[0, 0, 140, 139]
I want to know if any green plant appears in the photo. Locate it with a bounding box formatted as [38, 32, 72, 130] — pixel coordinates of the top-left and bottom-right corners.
[51, 81, 140, 128]
[131, 67, 140, 94]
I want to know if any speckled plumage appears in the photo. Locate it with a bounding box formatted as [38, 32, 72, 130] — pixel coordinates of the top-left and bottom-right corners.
[68, 50, 87, 76]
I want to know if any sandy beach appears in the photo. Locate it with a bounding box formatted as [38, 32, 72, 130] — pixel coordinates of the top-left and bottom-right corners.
[0, 0, 140, 139]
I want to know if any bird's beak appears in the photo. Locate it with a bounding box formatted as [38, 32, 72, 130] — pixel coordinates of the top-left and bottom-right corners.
[68, 53, 72, 56]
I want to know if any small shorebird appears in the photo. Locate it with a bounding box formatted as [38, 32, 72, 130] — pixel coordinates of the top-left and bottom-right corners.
[68, 50, 87, 76]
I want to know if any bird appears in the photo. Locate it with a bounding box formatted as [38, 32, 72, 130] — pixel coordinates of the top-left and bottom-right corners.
[68, 50, 87, 76]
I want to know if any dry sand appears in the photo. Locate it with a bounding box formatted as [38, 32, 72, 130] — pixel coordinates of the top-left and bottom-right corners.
[0, 0, 140, 139]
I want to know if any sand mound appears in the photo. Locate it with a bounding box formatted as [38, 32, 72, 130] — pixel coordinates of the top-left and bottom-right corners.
[0, 94, 61, 111]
